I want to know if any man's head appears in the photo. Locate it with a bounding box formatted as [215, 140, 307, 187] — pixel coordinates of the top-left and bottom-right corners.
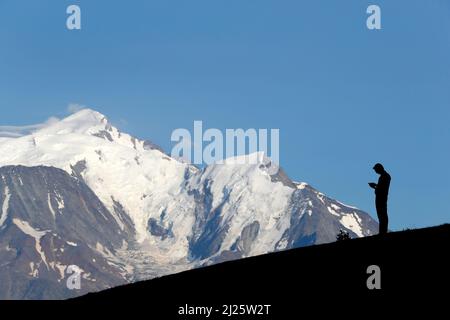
[373, 163, 385, 174]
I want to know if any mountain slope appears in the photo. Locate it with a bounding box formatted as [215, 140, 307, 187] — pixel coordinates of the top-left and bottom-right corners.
[0, 166, 132, 299]
[76, 224, 450, 317]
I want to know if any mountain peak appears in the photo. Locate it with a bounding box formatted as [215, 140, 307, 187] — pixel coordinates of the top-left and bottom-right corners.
[62, 108, 107, 125]
[32, 108, 111, 137]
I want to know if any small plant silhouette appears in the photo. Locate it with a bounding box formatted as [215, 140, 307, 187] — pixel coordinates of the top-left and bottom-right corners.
[336, 229, 351, 241]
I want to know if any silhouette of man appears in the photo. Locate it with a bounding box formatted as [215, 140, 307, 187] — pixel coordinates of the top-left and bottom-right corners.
[369, 163, 391, 234]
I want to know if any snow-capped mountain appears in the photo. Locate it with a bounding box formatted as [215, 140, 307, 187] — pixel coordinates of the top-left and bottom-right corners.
[0, 109, 378, 299]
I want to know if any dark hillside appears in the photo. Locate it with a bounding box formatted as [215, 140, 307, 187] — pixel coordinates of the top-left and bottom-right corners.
[73, 224, 450, 318]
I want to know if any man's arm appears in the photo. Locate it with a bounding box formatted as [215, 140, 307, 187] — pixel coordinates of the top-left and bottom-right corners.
[368, 182, 377, 189]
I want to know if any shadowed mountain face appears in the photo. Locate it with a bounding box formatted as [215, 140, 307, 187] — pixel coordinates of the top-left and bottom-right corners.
[0, 109, 379, 299]
[0, 166, 133, 299]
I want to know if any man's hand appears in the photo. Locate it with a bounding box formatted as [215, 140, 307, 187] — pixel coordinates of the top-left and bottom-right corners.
[368, 182, 377, 189]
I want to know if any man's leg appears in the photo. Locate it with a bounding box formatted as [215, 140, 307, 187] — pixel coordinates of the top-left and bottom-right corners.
[376, 200, 388, 234]
[382, 204, 389, 233]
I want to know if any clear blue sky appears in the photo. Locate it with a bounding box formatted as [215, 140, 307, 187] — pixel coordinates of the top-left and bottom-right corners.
[1, 0, 449, 230]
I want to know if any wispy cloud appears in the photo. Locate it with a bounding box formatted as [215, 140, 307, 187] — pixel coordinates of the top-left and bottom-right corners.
[0, 131, 24, 138]
[67, 103, 86, 114]
[0, 117, 60, 138]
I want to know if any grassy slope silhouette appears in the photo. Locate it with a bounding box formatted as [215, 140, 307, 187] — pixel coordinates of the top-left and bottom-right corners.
[73, 224, 449, 317]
